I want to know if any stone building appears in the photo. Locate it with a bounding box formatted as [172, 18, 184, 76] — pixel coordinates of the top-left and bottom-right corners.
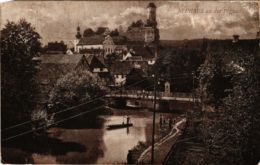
[76, 35, 104, 53]
[103, 35, 127, 57]
[126, 2, 158, 44]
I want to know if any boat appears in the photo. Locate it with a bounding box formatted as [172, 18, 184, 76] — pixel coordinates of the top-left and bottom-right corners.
[106, 123, 133, 130]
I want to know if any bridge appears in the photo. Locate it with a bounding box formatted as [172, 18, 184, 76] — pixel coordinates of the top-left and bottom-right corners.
[106, 90, 201, 102]
[106, 90, 201, 110]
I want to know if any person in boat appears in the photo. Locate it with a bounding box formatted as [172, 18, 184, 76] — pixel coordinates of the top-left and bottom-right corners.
[126, 116, 130, 124]
[127, 150, 134, 164]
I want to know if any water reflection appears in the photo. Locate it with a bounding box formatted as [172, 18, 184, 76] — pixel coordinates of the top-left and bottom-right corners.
[31, 109, 174, 164]
[97, 115, 148, 164]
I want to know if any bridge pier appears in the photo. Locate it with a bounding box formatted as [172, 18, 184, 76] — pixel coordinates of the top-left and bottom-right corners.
[126, 99, 159, 109]
[107, 98, 126, 108]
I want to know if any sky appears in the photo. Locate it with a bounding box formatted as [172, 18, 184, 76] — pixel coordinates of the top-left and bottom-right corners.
[1, 1, 259, 45]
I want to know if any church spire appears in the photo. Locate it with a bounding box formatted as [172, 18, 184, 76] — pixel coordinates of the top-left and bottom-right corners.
[76, 25, 82, 39]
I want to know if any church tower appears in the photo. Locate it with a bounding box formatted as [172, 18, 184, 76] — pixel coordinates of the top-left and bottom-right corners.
[147, 2, 157, 26]
[75, 25, 82, 39]
[74, 25, 81, 53]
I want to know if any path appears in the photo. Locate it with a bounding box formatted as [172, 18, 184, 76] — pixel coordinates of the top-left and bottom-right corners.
[137, 118, 186, 164]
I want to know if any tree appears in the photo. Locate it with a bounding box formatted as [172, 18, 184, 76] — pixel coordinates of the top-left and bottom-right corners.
[83, 28, 94, 37]
[154, 47, 204, 92]
[1, 19, 41, 129]
[110, 29, 119, 37]
[198, 48, 259, 164]
[198, 52, 227, 111]
[128, 20, 144, 30]
[46, 41, 67, 53]
[95, 27, 107, 35]
[48, 70, 106, 121]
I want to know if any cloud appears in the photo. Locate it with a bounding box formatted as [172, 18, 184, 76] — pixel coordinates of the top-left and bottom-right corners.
[1, 1, 259, 43]
[157, 1, 259, 39]
[85, 6, 146, 30]
[120, 7, 146, 17]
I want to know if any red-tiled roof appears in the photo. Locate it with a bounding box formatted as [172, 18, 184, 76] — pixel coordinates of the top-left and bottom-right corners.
[112, 36, 127, 45]
[77, 35, 104, 45]
[36, 54, 91, 89]
[110, 60, 149, 75]
[85, 55, 106, 69]
[39, 54, 87, 64]
[127, 41, 155, 59]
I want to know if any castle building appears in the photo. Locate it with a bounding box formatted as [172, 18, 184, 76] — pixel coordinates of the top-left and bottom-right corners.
[126, 2, 159, 44]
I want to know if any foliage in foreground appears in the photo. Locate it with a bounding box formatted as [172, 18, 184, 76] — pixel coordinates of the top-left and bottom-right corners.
[198, 48, 259, 165]
[1, 19, 41, 128]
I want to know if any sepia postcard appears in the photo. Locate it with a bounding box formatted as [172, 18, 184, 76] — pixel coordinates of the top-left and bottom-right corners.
[1, 0, 259, 164]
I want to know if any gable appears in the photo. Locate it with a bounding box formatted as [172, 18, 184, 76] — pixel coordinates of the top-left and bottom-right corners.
[75, 55, 91, 71]
[103, 35, 114, 45]
[88, 56, 106, 69]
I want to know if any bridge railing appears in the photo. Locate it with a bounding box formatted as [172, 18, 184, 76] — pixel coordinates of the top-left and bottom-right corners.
[109, 90, 193, 99]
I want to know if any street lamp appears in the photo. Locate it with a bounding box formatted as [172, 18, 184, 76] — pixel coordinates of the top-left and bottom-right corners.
[151, 73, 157, 164]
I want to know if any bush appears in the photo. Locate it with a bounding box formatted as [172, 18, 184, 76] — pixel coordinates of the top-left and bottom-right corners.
[31, 109, 54, 135]
[48, 70, 107, 122]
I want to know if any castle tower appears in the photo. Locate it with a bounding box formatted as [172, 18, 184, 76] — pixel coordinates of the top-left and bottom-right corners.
[147, 2, 157, 26]
[146, 2, 159, 60]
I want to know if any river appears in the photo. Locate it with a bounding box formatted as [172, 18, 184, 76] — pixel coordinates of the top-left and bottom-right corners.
[31, 108, 176, 164]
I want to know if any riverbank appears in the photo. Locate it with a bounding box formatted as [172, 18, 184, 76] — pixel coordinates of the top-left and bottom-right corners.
[129, 117, 186, 164]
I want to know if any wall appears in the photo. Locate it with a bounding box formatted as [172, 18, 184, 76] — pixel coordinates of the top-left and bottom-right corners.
[93, 68, 108, 73]
[126, 28, 145, 41]
[77, 45, 103, 51]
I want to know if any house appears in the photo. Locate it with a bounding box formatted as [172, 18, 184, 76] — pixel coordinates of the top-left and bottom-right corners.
[110, 61, 132, 86]
[85, 54, 111, 86]
[124, 67, 151, 90]
[110, 60, 149, 87]
[66, 49, 73, 55]
[122, 49, 135, 60]
[126, 41, 157, 63]
[86, 55, 108, 73]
